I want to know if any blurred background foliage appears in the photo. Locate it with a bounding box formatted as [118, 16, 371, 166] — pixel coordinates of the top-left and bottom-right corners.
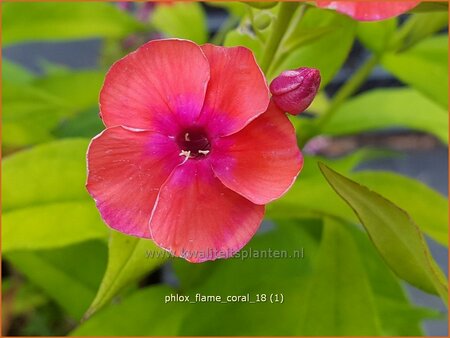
[1, 1, 448, 336]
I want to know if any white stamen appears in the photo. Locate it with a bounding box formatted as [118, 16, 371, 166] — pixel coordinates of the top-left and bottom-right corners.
[179, 150, 191, 164]
[184, 133, 190, 141]
[198, 150, 210, 155]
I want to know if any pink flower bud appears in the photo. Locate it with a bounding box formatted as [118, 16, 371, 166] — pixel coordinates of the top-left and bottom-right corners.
[269, 67, 321, 115]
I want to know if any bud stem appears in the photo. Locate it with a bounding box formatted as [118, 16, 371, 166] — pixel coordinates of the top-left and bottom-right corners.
[259, 1, 301, 74]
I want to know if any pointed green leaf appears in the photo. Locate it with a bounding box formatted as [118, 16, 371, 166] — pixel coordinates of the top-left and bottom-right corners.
[319, 163, 448, 303]
[2, 201, 108, 253]
[351, 171, 448, 246]
[2, 139, 108, 251]
[84, 231, 167, 319]
[269, 154, 448, 246]
[2, 2, 144, 45]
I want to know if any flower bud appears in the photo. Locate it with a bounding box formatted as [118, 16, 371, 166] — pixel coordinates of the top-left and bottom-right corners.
[269, 67, 321, 115]
[254, 12, 273, 31]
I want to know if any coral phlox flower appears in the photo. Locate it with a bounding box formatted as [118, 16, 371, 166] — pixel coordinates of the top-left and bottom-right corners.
[87, 39, 302, 262]
[317, 1, 420, 21]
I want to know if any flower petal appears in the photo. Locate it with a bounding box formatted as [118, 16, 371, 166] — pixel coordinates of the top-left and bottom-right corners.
[197, 44, 270, 137]
[100, 39, 210, 135]
[317, 1, 419, 21]
[149, 160, 265, 263]
[86, 126, 182, 237]
[210, 102, 303, 205]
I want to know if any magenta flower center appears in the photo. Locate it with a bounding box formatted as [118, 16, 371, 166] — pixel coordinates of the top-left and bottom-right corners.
[177, 128, 211, 159]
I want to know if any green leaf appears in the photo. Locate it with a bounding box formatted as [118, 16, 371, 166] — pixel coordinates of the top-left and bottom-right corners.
[84, 231, 167, 319]
[296, 217, 381, 335]
[319, 163, 448, 303]
[397, 12, 448, 51]
[2, 139, 108, 251]
[3, 138, 89, 210]
[270, 7, 356, 85]
[5, 240, 107, 320]
[357, 19, 397, 54]
[2, 2, 144, 45]
[2, 59, 35, 84]
[382, 35, 448, 108]
[71, 286, 187, 336]
[152, 2, 207, 44]
[269, 154, 448, 246]
[32, 70, 104, 113]
[346, 225, 435, 335]
[2, 83, 70, 147]
[2, 202, 108, 253]
[174, 218, 434, 336]
[281, 26, 336, 55]
[176, 220, 323, 336]
[351, 171, 448, 247]
[2, 71, 104, 147]
[322, 88, 448, 143]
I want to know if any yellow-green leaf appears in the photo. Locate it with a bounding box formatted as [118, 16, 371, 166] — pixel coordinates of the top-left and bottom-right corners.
[2, 2, 144, 45]
[319, 163, 448, 304]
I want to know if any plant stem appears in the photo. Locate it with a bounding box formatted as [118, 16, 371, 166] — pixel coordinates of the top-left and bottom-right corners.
[259, 1, 300, 74]
[298, 54, 379, 148]
[317, 54, 380, 129]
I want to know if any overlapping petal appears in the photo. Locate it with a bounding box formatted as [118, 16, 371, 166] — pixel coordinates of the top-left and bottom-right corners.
[210, 102, 303, 205]
[86, 126, 182, 237]
[197, 44, 270, 137]
[100, 39, 210, 135]
[317, 1, 419, 21]
[149, 160, 265, 262]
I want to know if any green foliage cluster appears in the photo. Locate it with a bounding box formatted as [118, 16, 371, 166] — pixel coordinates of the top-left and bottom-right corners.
[1, 1, 448, 336]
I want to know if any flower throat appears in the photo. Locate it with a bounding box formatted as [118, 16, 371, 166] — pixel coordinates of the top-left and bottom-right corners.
[177, 128, 211, 159]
